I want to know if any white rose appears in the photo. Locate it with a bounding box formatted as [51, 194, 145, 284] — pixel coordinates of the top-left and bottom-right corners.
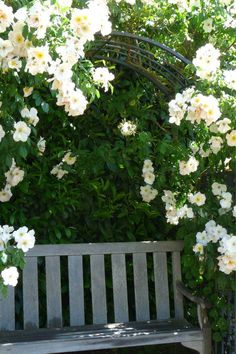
[0, 186, 12, 202]
[62, 152, 77, 165]
[203, 18, 213, 33]
[196, 231, 209, 246]
[226, 130, 236, 147]
[1, 267, 19, 287]
[143, 171, 155, 185]
[193, 243, 204, 255]
[13, 121, 31, 142]
[233, 206, 236, 218]
[211, 182, 227, 196]
[16, 233, 35, 253]
[0, 124, 5, 142]
[189, 192, 206, 206]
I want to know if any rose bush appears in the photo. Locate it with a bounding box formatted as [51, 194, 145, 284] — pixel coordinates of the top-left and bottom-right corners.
[0, 0, 235, 344]
[0, 0, 115, 292]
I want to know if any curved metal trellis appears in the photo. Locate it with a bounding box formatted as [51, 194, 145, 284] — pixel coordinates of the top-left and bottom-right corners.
[87, 31, 192, 97]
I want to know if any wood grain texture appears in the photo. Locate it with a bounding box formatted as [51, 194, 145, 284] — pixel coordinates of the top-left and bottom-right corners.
[111, 254, 129, 323]
[90, 255, 107, 324]
[0, 320, 203, 354]
[27, 241, 184, 257]
[0, 286, 15, 330]
[45, 256, 62, 328]
[153, 252, 170, 320]
[23, 257, 39, 329]
[68, 255, 85, 326]
[172, 251, 184, 319]
[133, 253, 150, 321]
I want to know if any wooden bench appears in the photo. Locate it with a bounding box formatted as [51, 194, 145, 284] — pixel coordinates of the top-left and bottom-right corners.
[0, 241, 211, 354]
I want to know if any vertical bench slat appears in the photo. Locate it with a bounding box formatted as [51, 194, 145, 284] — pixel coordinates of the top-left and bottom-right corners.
[172, 251, 184, 319]
[46, 256, 62, 327]
[23, 257, 39, 329]
[68, 255, 85, 325]
[133, 253, 150, 321]
[90, 255, 107, 324]
[0, 286, 15, 330]
[111, 254, 129, 323]
[153, 252, 170, 320]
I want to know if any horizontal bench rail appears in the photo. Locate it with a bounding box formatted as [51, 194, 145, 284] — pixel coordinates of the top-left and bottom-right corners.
[26, 241, 184, 257]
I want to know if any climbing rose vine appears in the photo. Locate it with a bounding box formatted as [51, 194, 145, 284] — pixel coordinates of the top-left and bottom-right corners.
[138, 42, 236, 275]
[0, 0, 115, 291]
[167, 46, 236, 275]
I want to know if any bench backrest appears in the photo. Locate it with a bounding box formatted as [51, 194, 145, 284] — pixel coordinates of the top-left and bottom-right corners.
[0, 241, 184, 331]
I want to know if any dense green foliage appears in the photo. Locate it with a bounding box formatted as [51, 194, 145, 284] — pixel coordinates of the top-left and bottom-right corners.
[1, 72, 164, 242]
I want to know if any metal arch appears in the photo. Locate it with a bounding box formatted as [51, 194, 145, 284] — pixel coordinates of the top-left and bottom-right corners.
[93, 55, 171, 96]
[92, 41, 188, 86]
[86, 31, 191, 97]
[110, 32, 191, 65]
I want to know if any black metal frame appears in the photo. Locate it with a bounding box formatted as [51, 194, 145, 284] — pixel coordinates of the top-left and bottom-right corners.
[87, 31, 191, 96]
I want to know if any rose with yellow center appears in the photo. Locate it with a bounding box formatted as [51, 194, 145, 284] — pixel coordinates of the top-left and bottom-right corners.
[75, 16, 82, 24]
[35, 50, 45, 60]
[0, 12, 7, 21]
[193, 243, 204, 254]
[189, 192, 206, 206]
[23, 87, 33, 97]
[62, 152, 77, 165]
[15, 34, 24, 44]
[81, 24, 89, 32]
[226, 130, 236, 147]
[8, 59, 22, 71]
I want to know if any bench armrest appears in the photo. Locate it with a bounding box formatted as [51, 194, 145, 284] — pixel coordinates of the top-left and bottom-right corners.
[176, 280, 211, 334]
[176, 280, 211, 309]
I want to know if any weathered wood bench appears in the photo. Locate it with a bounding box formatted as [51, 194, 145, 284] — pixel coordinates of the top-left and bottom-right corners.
[0, 241, 211, 354]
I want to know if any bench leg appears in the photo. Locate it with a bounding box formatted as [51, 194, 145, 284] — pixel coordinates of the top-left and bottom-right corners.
[181, 338, 212, 354]
[181, 340, 204, 353]
[203, 323, 212, 354]
[182, 309, 212, 354]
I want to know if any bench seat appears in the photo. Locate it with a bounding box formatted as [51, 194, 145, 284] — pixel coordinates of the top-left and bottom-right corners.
[0, 319, 203, 354]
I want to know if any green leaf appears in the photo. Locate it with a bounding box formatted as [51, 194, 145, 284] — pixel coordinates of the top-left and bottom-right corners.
[213, 332, 222, 342]
[41, 102, 49, 113]
[18, 145, 28, 159]
[55, 229, 62, 240]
